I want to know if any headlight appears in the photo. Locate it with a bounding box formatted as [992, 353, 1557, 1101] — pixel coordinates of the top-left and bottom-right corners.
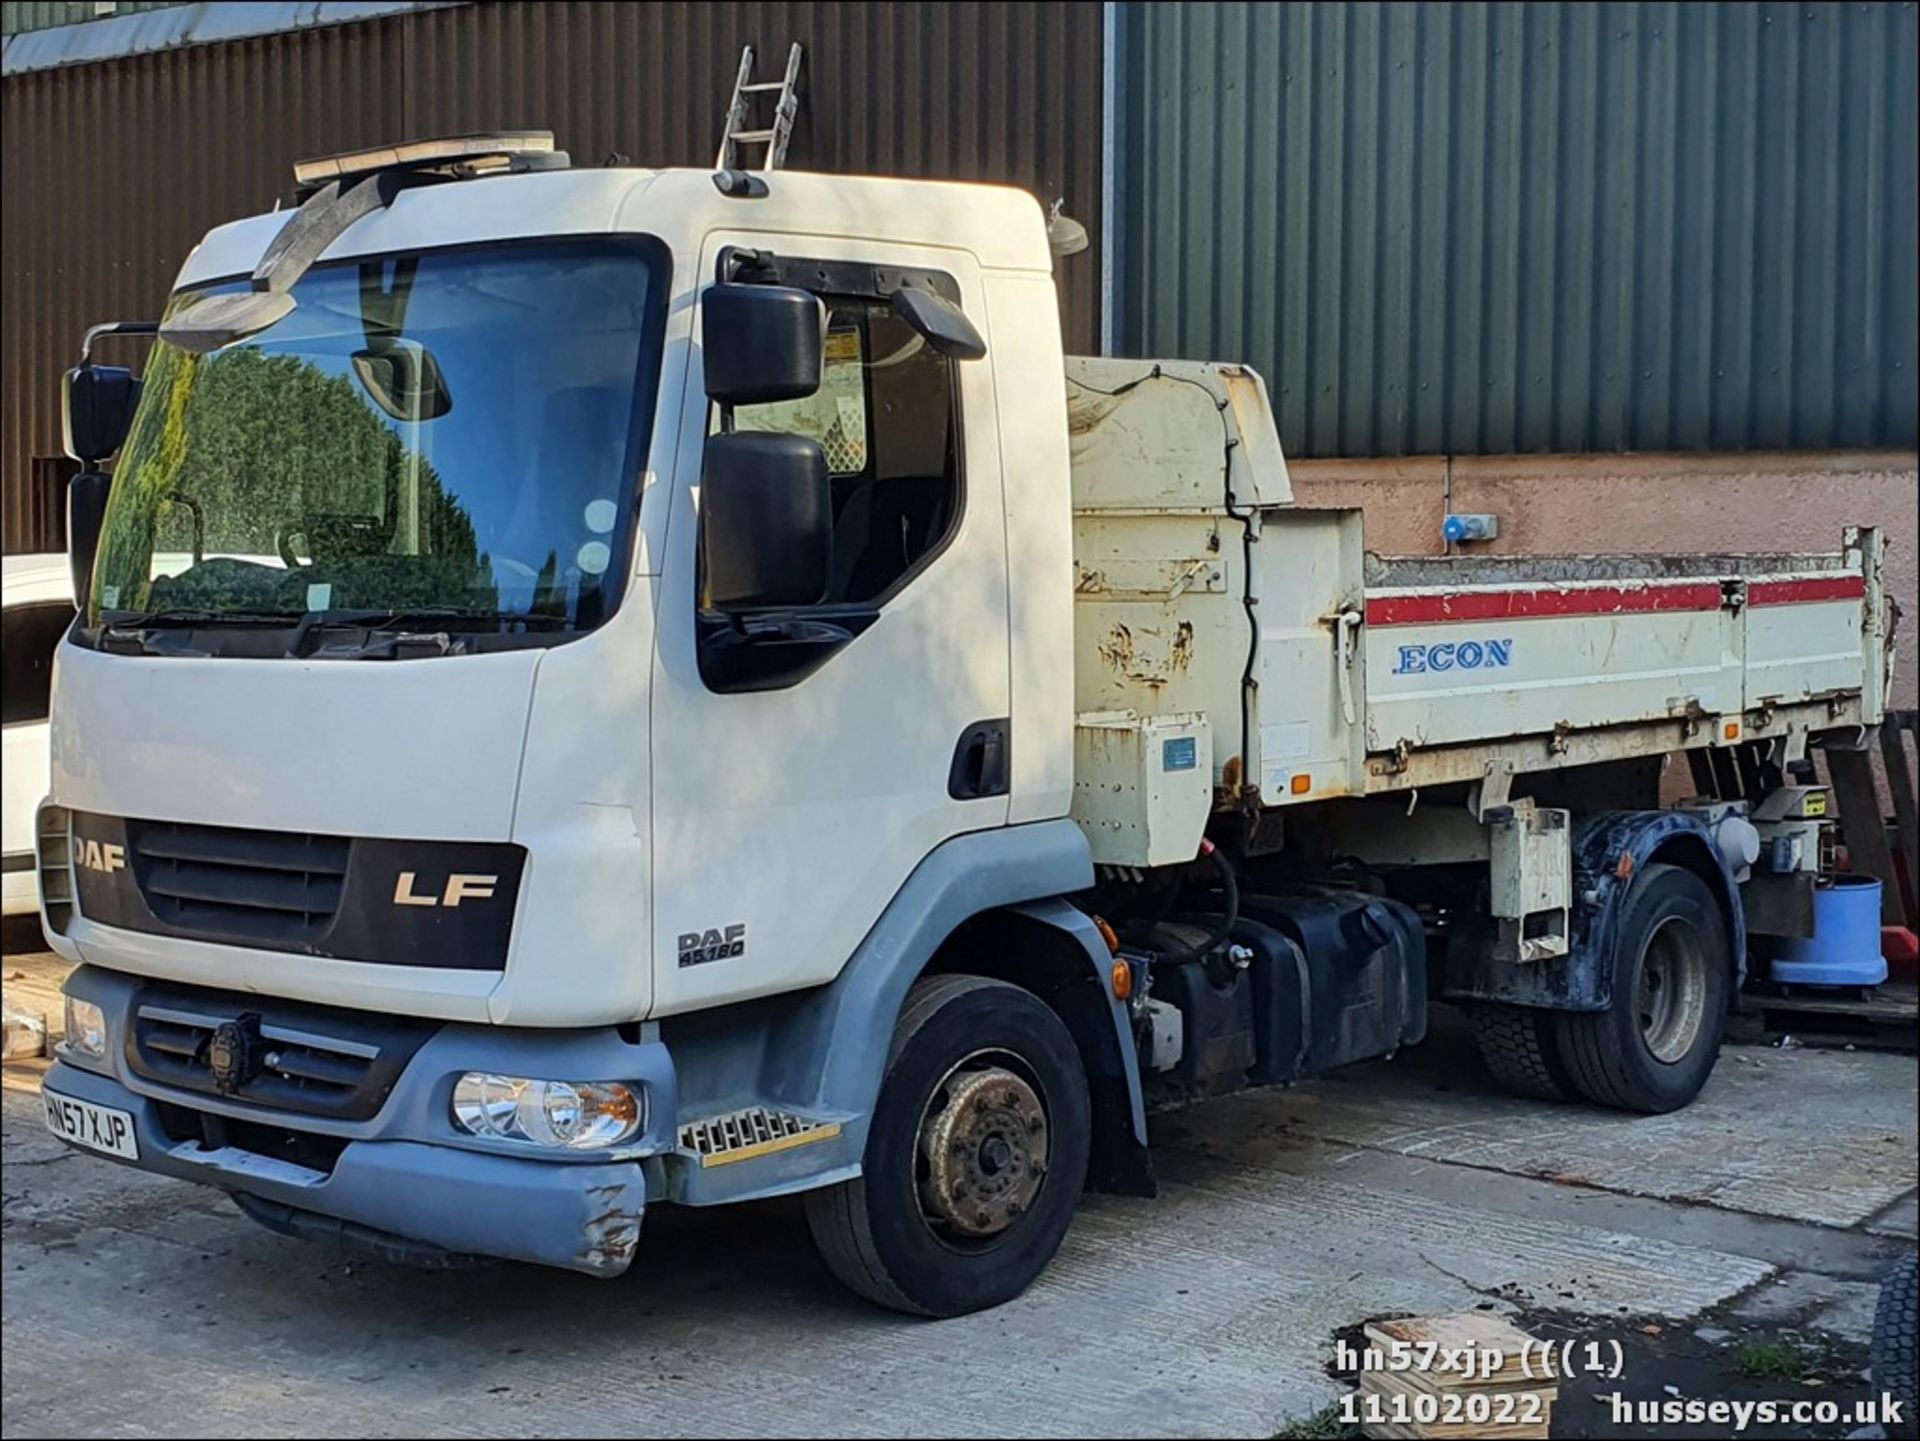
[451, 1072, 642, 1150]
[62, 996, 107, 1061]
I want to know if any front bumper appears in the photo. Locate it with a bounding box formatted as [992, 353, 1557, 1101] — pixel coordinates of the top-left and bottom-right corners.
[45, 1061, 648, 1274]
[46, 966, 682, 1277]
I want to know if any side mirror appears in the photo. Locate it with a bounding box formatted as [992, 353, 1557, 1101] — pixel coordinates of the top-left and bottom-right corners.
[889, 286, 987, 361]
[68, 470, 112, 607]
[62, 364, 142, 465]
[703, 284, 825, 405]
[700, 432, 830, 611]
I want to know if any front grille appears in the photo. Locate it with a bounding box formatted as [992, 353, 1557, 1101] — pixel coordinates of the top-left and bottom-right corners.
[36, 805, 74, 935]
[126, 982, 439, 1121]
[127, 819, 349, 947]
[152, 1100, 350, 1176]
[71, 810, 524, 968]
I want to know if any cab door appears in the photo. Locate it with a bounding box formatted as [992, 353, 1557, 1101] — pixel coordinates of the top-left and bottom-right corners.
[648, 238, 1009, 1016]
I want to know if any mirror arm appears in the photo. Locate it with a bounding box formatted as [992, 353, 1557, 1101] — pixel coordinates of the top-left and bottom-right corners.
[77, 321, 158, 365]
[252, 171, 401, 296]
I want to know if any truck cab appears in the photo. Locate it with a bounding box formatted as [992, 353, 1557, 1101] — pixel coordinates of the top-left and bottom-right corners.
[41, 142, 1108, 1312]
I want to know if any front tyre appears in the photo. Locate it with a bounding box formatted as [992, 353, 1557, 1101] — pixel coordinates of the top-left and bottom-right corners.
[805, 974, 1091, 1317]
[1473, 1003, 1574, 1101]
[1556, 863, 1731, 1113]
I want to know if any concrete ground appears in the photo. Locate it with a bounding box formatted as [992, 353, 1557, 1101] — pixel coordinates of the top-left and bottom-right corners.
[1, 946, 1914, 1439]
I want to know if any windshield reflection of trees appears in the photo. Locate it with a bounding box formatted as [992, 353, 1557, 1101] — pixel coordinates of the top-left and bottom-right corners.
[96, 344, 549, 618]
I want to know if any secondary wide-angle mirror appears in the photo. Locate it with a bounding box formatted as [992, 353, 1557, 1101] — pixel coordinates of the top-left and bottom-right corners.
[700, 431, 831, 611]
[888, 285, 986, 361]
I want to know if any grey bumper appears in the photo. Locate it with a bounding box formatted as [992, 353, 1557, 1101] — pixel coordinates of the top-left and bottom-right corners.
[39, 1066, 645, 1281]
[47, 965, 681, 1278]
[44, 1062, 647, 1274]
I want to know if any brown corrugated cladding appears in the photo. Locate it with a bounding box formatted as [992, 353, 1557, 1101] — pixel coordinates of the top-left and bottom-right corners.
[0, 1, 1103, 552]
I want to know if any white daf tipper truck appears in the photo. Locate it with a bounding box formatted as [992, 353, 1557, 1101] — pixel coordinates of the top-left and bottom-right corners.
[39, 136, 1893, 1316]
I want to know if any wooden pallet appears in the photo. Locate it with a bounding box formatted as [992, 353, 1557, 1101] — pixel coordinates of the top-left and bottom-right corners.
[1744, 980, 1919, 1052]
[0, 952, 70, 1061]
[1822, 710, 1918, 927]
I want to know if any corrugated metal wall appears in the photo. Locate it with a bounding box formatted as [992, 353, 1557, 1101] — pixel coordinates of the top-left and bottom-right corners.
[0, 0, 1103, 551]
[1113, 0, 1920, 459]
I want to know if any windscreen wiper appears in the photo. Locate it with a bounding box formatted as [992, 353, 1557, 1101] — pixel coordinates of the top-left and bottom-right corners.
[291, 607, 570, 657]
[102, 607, 305, 631]
[302, 606, 570, 632]
[96, 608, 305, 656]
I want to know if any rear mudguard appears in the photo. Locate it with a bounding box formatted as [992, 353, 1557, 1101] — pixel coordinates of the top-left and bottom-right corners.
[1442, 809, 1746, 1013]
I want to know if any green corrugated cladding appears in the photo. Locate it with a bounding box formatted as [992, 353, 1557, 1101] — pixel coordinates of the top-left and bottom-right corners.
[1112, 1, 1919, 457]
[1, 2, 183, 36]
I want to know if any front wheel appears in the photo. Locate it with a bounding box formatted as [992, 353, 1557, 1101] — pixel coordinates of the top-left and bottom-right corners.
[805, 974, 1090, 1316]
[1473, 1002, 1574, 1101]
[1556, 863, 1731, 1113]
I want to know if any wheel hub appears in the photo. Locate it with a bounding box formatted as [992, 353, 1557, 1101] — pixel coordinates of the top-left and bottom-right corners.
[917, 1064, 1048, 1239]
[1637, 917, 1708, 1064]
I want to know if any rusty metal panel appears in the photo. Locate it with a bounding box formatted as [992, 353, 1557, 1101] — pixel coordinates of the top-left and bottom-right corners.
[0, 0, 1102, 551]
[1067, 356, 1293, 512]
[1071, 711, 1214, 867]
[1113, 1, 1920, 458]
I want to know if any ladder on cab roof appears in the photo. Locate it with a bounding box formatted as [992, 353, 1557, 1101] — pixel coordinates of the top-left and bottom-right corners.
[716, 43, 804, 171]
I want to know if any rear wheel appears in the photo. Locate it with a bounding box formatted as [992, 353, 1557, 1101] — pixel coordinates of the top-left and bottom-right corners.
[805, 974, 1090, 1316]
[1556, 863, 1730, 1113]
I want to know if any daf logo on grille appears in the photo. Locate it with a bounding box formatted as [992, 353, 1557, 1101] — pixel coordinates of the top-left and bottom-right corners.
[206, 1017, 261, 1094]
[72, 839, 127, 875]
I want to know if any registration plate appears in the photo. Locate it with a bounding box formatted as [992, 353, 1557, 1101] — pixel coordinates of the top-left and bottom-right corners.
[42, 1089, 139, 1160]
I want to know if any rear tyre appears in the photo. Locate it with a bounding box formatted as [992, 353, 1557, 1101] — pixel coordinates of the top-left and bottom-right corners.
[1555, 863, 1730, 1113]
[805, 974, 1090, 1317]
[1472, 1003, 1574, 1101]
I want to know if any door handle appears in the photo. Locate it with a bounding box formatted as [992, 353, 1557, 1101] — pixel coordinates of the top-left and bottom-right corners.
[948, 718, 1011, 800]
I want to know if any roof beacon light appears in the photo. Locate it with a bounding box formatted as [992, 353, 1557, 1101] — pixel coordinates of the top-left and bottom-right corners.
[292, 131, 563, 192]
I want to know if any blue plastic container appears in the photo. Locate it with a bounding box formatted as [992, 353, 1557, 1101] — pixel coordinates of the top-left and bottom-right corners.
[1771, 874, 1888, 986]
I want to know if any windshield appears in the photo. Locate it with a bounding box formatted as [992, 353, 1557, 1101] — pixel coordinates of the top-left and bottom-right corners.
[87, 237, 666, 641]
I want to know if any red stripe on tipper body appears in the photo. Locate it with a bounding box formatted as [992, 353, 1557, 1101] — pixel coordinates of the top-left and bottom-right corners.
[1747, 575, 1866, 607]
[1365, 582, 1723, 628]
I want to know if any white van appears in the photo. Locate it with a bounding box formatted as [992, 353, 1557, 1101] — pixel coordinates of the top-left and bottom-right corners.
[3, 554, 74, 916]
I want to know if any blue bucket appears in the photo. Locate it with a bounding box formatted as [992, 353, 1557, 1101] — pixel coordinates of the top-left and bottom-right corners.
[1771, 874, 1888, 987]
